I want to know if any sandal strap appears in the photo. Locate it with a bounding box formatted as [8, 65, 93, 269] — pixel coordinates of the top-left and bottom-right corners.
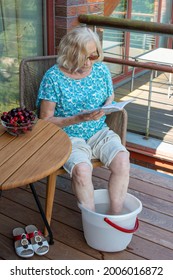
[14, 233, 29, 241]
[28, 230, 43, 239]
[21, 238, 29, 247]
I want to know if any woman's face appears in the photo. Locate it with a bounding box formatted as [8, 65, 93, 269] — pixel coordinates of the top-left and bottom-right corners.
[79, 40, 98, 73]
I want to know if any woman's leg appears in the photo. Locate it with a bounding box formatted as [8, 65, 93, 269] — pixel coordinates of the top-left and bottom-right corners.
[108, 151, 130, 214]
[88, 128, 130, 214]
[63, 137, 94, 210]
[72, 163, 95, 211]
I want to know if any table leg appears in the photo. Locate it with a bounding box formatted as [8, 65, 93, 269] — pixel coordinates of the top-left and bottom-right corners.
[44, 172, 57, 237]
[145, 70, 154, 139]
[30, 183, 54, 244]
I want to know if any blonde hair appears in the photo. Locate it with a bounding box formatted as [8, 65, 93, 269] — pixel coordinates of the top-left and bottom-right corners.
[57, 27, 104, 73]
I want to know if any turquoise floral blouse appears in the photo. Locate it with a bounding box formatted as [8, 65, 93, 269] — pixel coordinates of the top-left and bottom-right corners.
[37, 62, 113, 140]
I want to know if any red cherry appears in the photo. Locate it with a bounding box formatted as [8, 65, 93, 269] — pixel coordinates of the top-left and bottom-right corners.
[20, 115, 25, 121]
[10, 119, 15, 124]
[13, 116, 18, 122]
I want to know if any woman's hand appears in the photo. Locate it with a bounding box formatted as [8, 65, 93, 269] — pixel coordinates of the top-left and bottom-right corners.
[78, 109, 105, 122]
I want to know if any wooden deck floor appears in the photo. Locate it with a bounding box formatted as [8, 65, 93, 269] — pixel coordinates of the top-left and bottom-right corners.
[0, 164, 173, 260]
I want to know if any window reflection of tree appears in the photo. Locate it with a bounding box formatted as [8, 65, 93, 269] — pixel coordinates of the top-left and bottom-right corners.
[0, 0, 41, 113]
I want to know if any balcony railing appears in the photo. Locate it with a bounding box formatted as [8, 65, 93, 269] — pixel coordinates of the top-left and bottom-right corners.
[78, 15, 173, 144]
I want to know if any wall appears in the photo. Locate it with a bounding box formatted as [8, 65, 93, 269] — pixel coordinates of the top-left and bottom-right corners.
[54, 0, 104, 52]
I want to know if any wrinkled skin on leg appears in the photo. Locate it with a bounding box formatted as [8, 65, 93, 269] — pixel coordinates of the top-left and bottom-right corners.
[72, 151, 130, 214]
[72, 163, 95, 211]
[108, 151, 130, 214]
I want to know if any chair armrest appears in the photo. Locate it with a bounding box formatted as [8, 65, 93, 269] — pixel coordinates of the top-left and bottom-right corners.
[105, 109, 128, 146]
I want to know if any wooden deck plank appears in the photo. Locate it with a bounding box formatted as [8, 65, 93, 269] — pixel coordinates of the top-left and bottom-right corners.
[129, 190, 173, 218]
[137, 221, 173, 250]
[0, 165, 173, 260]
[127, 235, 173, 260]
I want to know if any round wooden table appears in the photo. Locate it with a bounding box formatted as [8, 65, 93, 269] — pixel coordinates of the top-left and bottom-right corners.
[0, 119, 71, 243]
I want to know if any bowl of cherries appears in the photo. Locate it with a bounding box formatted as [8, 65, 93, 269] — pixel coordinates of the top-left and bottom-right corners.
[1, 107, 38, 136]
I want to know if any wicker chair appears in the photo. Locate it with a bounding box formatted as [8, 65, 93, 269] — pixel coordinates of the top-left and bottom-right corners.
[19, 55, 128, 238]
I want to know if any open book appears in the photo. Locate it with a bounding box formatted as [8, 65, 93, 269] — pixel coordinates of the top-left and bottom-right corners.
[83, 99, 135, 115]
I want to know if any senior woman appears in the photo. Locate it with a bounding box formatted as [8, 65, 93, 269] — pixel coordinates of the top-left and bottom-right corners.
[37, 27, 130, 214]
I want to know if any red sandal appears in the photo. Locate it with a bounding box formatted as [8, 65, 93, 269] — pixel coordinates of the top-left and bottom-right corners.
[13, 227, 34, 258]
[25, 225, 49, 256]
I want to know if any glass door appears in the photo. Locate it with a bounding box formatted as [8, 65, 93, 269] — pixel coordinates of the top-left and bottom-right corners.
[0, 0, 45, 113]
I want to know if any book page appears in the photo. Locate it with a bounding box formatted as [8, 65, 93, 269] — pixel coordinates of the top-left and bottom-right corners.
[79, 99, 135, 115]
[101, 99, 135, 114]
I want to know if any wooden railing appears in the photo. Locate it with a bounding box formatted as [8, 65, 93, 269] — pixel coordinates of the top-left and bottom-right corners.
[78, 14, 173, 35]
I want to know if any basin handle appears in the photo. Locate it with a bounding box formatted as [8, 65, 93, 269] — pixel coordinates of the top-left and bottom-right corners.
[104, 217, 139, 233]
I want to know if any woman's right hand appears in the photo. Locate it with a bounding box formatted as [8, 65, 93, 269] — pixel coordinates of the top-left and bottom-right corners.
[77, 109, 105, 122]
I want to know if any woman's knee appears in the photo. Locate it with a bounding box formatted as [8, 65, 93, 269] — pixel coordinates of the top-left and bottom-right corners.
[110, 151, 130, 174]
[72, 163, 92, 182]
